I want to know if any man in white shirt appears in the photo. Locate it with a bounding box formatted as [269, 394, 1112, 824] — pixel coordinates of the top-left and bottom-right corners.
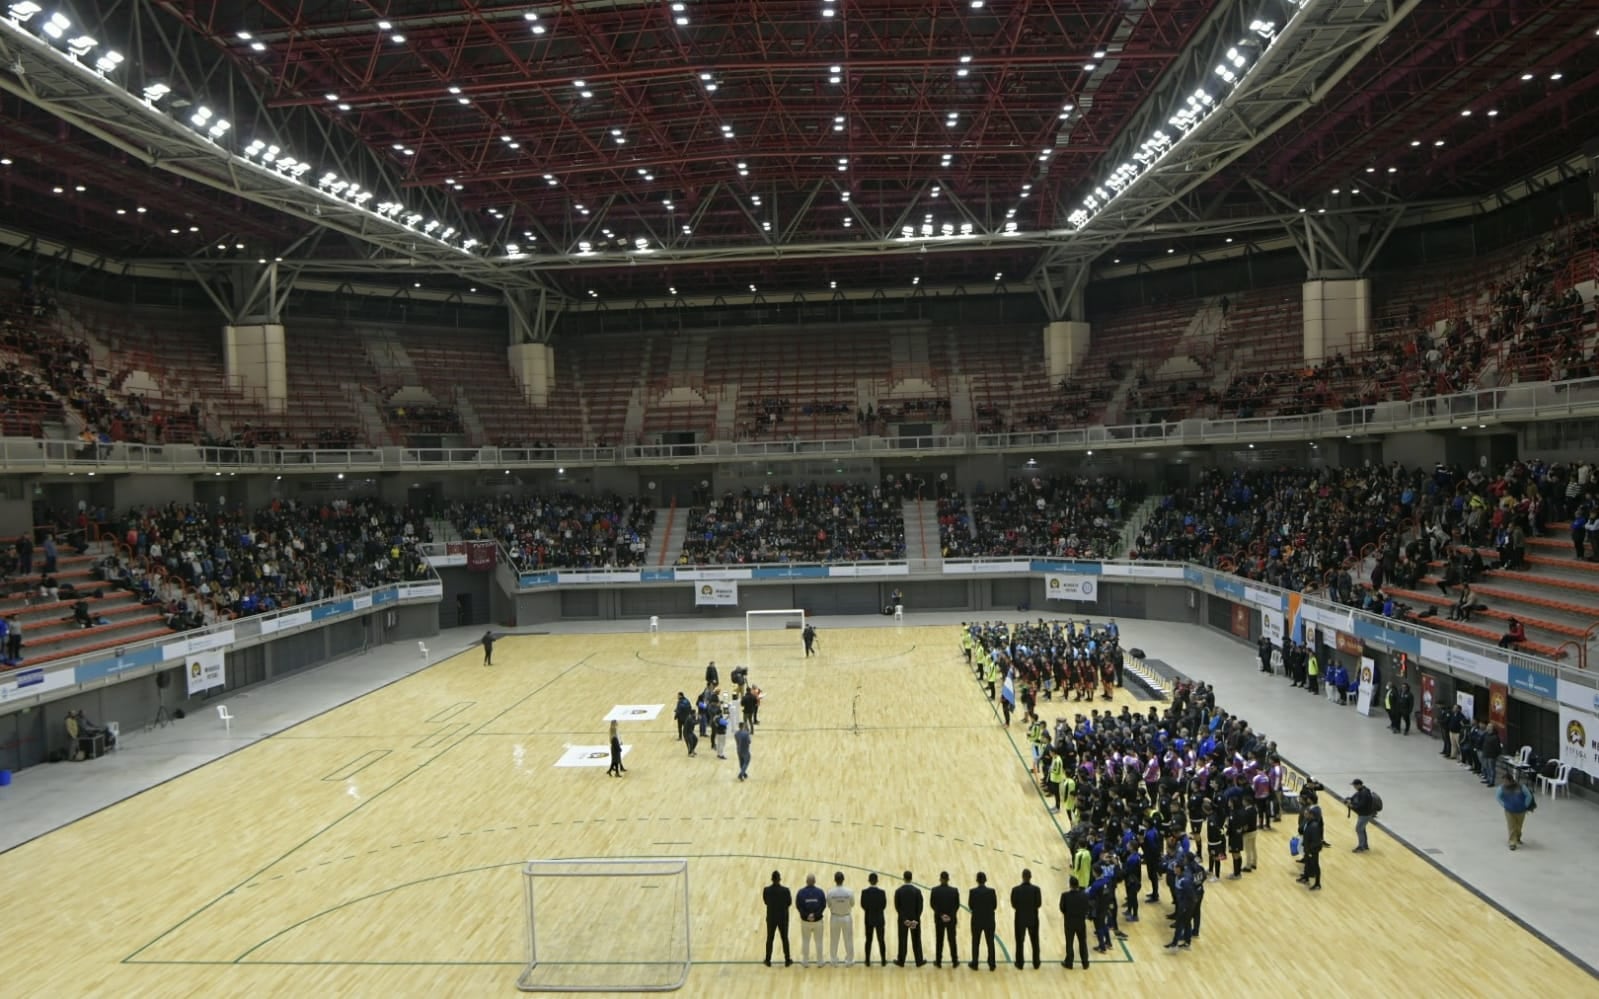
[826, 871, 856, 966]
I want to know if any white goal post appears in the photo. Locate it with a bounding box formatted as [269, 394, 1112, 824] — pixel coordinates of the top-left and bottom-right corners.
[745, 609, 806, 658]
[517, 857, 691, 993]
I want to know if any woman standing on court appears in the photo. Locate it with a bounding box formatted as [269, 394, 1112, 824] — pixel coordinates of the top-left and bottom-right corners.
[607, 720, 626, 777]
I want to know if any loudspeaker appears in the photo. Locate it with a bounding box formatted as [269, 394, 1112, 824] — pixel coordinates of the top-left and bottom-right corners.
[156, 671, 170, 689]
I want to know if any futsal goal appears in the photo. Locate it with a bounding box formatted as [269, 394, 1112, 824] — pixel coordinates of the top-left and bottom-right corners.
[517, 857, 691, 992]
[745, 608, 806, 659]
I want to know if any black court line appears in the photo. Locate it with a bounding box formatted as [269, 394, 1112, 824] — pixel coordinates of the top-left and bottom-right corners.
[425, 701, 476, 723]
[319, 750, 390, 783]
[412, 721, 467, 750]
[123, 652, 598, 964]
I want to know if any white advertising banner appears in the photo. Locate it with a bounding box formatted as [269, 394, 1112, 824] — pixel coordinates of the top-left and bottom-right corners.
[1355, 657, 1377, 716]
[1559, 703, 1599, 778]
[942, 560, 1031, 574]
[693, 580, 739, 606]
[1244, 586, 1285, 611]
[1044, 573, 1099, 602]
[675, 567, 753, 581]
[829, 563, 911, 577]
[399, 582, 445, 600]
[1101, 563, 1185, 579]
[557, 571, 641, 584]
[1457, 691, 1476, 724]
[0, 666, 77, 703]
[260, 609, 313, 635]
[1262, 609, 1285, 647]
[1299, 603, 1354, 633]
[1420, 638, 1509, 686]
[184, 649, 226, 696]
[1556, 677, 1599, 712]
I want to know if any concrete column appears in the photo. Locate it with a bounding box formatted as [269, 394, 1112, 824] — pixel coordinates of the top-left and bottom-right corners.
[1043, 320, 1092, 380]
[507, 342, 556, 407]
[221, 324, 287, 414]
[1302, 279, 1370, 365]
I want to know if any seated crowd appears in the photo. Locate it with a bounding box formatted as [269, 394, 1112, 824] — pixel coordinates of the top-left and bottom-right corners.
[452, 494, 656, 571]
[680, 482, 906, 564]
[939, 476, 1133, 560]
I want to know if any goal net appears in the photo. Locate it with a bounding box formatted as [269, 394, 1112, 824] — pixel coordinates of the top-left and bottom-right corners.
[746, 609, 806, 658]
[517, 857, 691, 993]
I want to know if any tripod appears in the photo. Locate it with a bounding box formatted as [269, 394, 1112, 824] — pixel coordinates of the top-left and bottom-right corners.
[150, 683, 174, 729]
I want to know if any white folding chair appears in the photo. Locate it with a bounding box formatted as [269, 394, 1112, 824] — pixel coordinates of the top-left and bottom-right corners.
[648, 616, 660, 633]
[893, 605, 904, 621]
[1538, 761, 1571, 800]
[106, 721, 120, 751]
[217, 705, 235, 732]
[417, 640, 430, 659]
[1515, 745, 1532, 769]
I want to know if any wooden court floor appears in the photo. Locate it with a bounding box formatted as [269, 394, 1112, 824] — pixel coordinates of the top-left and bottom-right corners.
[1, 624, 1592, 997]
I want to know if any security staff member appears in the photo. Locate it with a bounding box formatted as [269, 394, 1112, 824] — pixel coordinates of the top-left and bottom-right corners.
[966, 872, 998, 971]
[893, 870, 926, 967]
[1059, 876, 1090, 970]
[825, 871, 855, 966]
[762, 871, 792, 967]
[1010, 868, 1043, 970]
[929, 871, 960, 968]
[796, 874, 827, 966]
[860, 872, 888, 967]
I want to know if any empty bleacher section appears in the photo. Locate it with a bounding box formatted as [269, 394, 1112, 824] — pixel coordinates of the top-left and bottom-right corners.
[678, 482, 907, 564]
[1, 500, 432, 670]
[450, 495, 657, 570]
[939, 476, 1135, 559]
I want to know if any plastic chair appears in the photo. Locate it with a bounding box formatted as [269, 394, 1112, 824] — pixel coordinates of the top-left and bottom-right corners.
[1538, 761, 1571, 800]
[417, 640, 430, 659]
[1514, 745, 1532, 770]
[107, 721, 120, 751]
[893, 605, 904, 621]
[648, 616, 660, 633]
[217, 705, 234, 732]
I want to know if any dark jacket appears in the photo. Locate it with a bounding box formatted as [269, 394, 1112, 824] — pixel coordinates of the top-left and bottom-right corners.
[796, 884, 826, 922]
[763, 883, 792, 923]
[967, 885, 998, 930]
[860, 885, 887, 926]
[1058, 887, 1089, 926]
[929, 883, 960, 924]
[1010, 881, 1043, 923]
[1350, 786, 1376, 817]
[894, 882, 924, 923]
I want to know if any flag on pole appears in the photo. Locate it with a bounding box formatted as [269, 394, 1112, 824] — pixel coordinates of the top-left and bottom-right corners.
[1001, 670, 1015, 707]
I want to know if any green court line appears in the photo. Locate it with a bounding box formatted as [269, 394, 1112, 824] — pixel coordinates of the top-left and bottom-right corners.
[319, 749, 390, 783]
[632, 644, 919, 671]
[122, 653, 598, 965]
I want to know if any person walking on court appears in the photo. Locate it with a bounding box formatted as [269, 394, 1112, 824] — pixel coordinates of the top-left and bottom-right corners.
[735, 722, 752, 780]
[1059, 876, 1090, 969]
[606, 720, 626, 777]
[929, 871, 959, 968]
[481, 630, 495, 666]
[1010, 868, 1042, 969]
[802, 622, 817, 656]
[1397, 683, 1415, 735]
[893, 870, 926, 967]
[1496, 772, 1536, 850]
[796, 874, 827, 966]
[861, 873, 888, 966]
[825, 872, 855, 966]
[762, 871, 793, 967]
[1348, 779, 1377, 852]
[1298, 804, 1325, 890]
[966, 872, 997, 970]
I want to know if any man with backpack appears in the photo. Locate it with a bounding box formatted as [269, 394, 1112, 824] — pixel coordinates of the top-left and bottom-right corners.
[1348, 779, 1381, 852]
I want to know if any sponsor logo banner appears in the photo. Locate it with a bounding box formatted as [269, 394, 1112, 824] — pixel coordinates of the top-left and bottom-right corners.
[185, 649, 226, 696]
[694, 580, 739, 606]
[1044, 573, 1098, 602]
[1559, 703, 1599, 778]
[1419, 638, 1509, 686]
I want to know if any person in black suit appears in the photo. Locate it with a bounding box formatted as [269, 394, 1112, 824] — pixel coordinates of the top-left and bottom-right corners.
[929, 870, 959, 968]
[893, 870, 926, 967]
[1010, 868, 1042, 969]
[762, 870, 793, 967]
[481, 630, 495, 665]
[967, 871, 998, 970]
[860, 872, 888, 967]
[1059, 876, 1090, 969]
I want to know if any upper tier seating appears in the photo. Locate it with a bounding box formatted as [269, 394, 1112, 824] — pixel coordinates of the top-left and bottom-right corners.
[679, 483, 906, 564]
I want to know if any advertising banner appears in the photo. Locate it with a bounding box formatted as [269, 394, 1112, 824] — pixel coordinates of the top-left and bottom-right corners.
[184, 649, 226, 696]
[1230, 604, 1251, 639]
[1489, 682, 1509, 741]
[1262, 609, 1284, 647]
[1355, 657, 1377, 716]
[1044, 573, 1099, 602]
[1419, 672, 1437, 735]
[1558, 703, 1599, 778]
[694, 580, 738, 606]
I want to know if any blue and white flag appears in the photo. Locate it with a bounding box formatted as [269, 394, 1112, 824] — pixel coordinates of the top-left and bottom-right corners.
[1001, 670, 1016, 706]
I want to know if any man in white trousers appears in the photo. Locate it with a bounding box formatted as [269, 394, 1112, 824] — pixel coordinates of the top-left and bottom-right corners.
[826, 871, 856, 966]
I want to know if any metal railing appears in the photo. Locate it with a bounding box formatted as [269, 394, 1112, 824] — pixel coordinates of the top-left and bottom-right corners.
[7, 374, 1599, 474]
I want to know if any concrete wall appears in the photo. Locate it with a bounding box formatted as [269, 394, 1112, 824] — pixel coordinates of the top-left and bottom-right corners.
[112, 474, 196, 510]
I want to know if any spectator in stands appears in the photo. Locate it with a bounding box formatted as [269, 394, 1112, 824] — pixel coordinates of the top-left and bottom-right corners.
[682, 483, 904, 564]
[942, 476, 1130, 560]
[1497, 618, 1526, 650]
[454, 494, 656, 571]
